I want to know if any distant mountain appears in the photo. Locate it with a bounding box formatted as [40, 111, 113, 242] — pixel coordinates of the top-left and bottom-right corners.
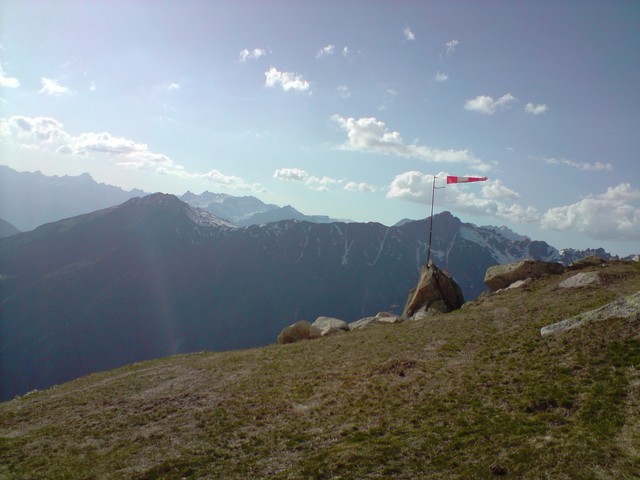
[237, 204, 345, 226]
[559, 247, 617, 265]
[0, 194, 614, 400]
[0, 165, 145, 231]
[179, 190, 279, 224]
[0, 219, 19, 238]
[180, 191, 347, 226]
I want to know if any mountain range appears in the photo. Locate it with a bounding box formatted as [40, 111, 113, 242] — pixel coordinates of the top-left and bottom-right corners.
[0, 192, 617, 400]
[0, 166, 345, 232]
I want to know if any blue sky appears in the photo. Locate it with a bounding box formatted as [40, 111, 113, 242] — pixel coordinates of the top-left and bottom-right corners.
[1, 0, 639, 256]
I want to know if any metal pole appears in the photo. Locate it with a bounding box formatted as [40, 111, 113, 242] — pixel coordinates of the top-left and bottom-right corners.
[426, 175, 436, 267]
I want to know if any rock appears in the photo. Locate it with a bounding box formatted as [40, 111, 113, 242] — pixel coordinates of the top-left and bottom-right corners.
[348, 312, 403, 331]
[312, 316, 350, 332]
[568, 255, 607, 270]
[506, 278, 534, 290]
[349, 316, 377, 330]
[403, 261, 464, 319]
[558, 272, 601, 289]
[375, 312, 403, 324]
[277, 321, 322, 344]
[540, 291, 640, 336]
[484, 259, 565, 291]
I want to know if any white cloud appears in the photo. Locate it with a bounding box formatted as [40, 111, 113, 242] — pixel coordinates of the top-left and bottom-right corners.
[464, 94, 517, 114]
[379, 88, 398, 111]
[38, 77, 70, 96]
[316, 44, 335, 58]
[481, 179, 521, 200]
[336, 85, 351, 98]
[89, 81, 96, 92]
[0, 115, 259, 191]
[273, 168, 339, 191]
[541, 156, 613, 171]
[0, 63, 20, 88]
[239, 48, 267, 62]
[540, 183, 640, 240]
[525, 102, 548, 115]
[445, 39, 459, 55]
[264, 67, 310, 92]
[342, 46, 350, 57]
[273, 167, 310, 182]
[344, 181, 375, 193]
[435, 71, 449, 82]
[386, 171, 434, 203]
[167, 82, 180, 91]
[274, 167, 374, 193]
[403, 27, 415, 41]
[331, 114, 490, 171]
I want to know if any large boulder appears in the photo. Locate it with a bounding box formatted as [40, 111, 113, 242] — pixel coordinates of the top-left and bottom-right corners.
[402, 261, 464, 319]
[277, 321, 322, 344]
[484, 259, 565, 291]
[312, 316, 350, 336]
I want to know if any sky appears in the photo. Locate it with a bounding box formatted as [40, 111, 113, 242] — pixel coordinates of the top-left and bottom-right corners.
[0, 0, 639, 256]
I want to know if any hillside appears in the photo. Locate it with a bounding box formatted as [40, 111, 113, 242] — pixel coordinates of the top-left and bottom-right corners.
[1, 261, 639, 479]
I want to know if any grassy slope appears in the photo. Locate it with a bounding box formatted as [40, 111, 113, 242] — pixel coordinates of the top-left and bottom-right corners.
[1, 262, 639, 479]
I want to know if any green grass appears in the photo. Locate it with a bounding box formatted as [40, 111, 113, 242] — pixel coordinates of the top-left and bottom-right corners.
[1, 261, 639, 479]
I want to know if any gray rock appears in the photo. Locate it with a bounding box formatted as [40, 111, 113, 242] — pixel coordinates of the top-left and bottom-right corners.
[312, 316, 350, 332]
[506, 278, 534, 290]
[403, 261, 464, 318]
[558, 272, 601, 289]
[540, 291, 640, 336]
[349, 316, 377, 330]
[484, 259, 564, 291]
[348, 312, 403, 330]
[277, 321, 322, 344]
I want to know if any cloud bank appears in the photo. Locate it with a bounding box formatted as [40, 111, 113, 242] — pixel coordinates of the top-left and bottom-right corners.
[274, 167, 374, 193]
[0, 115, 260, 192]
[386, 171, 640, 241]
[332, 115, 490, 171]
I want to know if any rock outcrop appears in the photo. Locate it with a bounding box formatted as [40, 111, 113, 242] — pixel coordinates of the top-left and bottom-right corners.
[540, 291, 640, 336]
[558, 272, 601, 289]
[484, 259, 565, 291]
[277, 321, 322, 344]
[403, 261, 465, 319]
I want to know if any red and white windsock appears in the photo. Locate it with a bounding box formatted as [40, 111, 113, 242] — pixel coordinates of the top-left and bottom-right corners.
[446, 176, 488, 184]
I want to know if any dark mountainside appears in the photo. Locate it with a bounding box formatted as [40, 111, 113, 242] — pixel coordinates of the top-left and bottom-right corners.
[0, 193, 614, 400]
[0, 165, 145, 231]
[0, 218, 19, 238]
[1, 260, 639, 479]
